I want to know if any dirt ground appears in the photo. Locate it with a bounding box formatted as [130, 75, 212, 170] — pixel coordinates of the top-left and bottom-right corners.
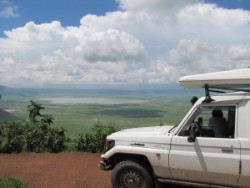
[0, 153, 186, 188]
[0, 153, 112, 188]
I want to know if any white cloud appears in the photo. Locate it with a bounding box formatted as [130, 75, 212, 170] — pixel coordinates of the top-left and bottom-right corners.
[0, 0, 250, 87]
[0, 21, 147, 87]
[0, 6, 18, 17]
[0, 0, 18, 18]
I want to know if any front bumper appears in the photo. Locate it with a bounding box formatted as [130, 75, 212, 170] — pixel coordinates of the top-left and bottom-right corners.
[99, 154, 112, 171]
[99, 160, 112, 171]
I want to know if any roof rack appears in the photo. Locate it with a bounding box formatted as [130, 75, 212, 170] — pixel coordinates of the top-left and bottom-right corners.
[203, 85, 214, 103]
[202, 84, 250, 103]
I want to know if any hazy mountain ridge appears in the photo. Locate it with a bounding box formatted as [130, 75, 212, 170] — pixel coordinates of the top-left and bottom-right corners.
[0, 84, 202, 99]
[0, 85, 38, 97]
[0, 108, 18, 121]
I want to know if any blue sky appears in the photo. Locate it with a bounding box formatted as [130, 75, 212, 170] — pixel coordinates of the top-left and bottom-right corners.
[1, 0, 249, 36]
[0, 0, 250, 88]
[205, 0, 250, 10]
[0, 0, 119, 37]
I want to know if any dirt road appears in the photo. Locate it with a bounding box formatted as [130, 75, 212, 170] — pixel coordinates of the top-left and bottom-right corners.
[0, 153, 188, 188]
[0, 153, 111, 188]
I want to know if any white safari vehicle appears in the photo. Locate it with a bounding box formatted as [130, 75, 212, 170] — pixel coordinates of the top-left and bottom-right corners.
[99, 68, 250, 188]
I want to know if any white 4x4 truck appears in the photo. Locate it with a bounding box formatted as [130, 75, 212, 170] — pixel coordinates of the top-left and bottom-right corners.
[99, 68, 250, 188]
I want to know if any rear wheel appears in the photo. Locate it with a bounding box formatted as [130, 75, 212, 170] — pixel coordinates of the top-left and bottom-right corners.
[111, 160, 154, 188]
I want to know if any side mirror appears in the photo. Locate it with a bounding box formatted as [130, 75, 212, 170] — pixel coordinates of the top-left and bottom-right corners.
[188, 124, 197, 142]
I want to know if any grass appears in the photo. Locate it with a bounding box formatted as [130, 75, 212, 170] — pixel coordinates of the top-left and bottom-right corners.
[0, 177, 27, 188]
[1, 89, 196, 138]
[53, 99, 190, 138]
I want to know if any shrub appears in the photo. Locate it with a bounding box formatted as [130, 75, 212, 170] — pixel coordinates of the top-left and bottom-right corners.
[0, 121, 67, 153]
[25, 122, 67, 153]
[0, 121, 26, 153]
[76, 133, 97, 153]
[24, 101, 67, 153]
[46, 127, 66, 153]
[25, 122, 49, 153]
[76, 121, 116, 153]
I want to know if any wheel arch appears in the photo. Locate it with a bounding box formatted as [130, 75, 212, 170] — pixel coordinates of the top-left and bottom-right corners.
[110, 153, 160, 188]
[110, 153, 154, 175]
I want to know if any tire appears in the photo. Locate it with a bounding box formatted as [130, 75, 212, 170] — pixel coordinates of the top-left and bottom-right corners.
[111, 160, 154, 188]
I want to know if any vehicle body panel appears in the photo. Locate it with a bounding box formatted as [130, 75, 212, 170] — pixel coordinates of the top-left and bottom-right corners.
[169, 136, 240, 186]
[239, 139, 250, 187]
[104, 126, 174, 178]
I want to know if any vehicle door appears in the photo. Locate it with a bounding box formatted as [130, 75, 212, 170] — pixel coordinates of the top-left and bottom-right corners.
[169, 105, 240, 186]
[237, 99, 250, 187]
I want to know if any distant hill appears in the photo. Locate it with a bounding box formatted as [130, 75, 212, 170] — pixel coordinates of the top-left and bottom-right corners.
[0, 85, 8, 91]
[0, 85, 38, 97]
[0, 108, 18, 121]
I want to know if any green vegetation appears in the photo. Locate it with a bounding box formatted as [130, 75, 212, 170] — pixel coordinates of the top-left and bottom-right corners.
[0, 100, 116, 153]
[0, 89, 196, 137]
[0, 177, 27, 188]
[0, 88, 200, 152]
[76, 121, 116, 153]
[0, 117, 67, 153]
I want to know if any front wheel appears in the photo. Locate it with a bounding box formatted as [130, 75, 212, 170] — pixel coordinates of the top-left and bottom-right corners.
[111, 160, 154, 188]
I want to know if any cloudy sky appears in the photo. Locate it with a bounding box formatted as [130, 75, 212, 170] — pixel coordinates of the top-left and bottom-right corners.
[0, 0, 250, 88]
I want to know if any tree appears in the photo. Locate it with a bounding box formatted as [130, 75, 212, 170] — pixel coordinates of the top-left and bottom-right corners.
[41, 114, 54, 125]
[27, 100, 45, 122]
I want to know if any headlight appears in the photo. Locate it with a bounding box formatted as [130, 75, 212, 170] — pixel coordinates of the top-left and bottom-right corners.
[104, 139, 115, 152]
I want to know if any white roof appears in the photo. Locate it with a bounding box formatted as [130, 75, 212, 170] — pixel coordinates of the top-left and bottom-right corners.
[179, 68, 250, 88]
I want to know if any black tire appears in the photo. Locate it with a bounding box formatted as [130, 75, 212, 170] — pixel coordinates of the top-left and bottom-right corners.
[111, 160, 154, 188]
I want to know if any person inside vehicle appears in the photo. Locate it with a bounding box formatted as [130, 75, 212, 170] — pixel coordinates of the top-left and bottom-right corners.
[209, 109, 228, 138]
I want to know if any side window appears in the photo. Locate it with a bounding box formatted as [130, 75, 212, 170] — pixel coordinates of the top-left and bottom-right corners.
[179, 105, 236, 139]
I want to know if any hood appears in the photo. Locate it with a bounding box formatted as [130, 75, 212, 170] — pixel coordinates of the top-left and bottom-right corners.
[107, 125, 174, 142]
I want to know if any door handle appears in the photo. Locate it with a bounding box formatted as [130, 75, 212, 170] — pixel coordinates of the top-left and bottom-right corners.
[221, 147, 233, 153]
